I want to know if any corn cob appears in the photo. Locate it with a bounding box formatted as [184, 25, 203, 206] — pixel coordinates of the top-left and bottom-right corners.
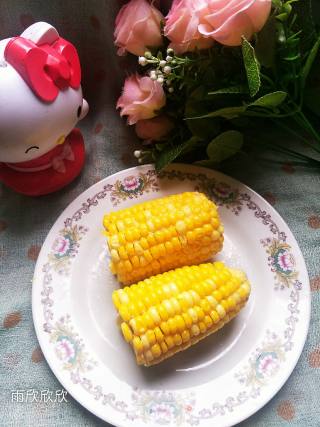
[112, 262, 250, 366]
[104, 192, 224, 285]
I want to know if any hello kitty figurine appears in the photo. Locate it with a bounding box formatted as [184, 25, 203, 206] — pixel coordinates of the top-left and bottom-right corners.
[0, 22, 89, 196]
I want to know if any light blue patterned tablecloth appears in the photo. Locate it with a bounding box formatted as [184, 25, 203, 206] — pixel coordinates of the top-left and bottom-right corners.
[1, 1, 320, 426]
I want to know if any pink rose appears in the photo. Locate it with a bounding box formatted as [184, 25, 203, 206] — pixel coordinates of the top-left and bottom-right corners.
[114, 0, 164, 56]
[117, 74, 166, 125]
[164, 0, 214, 54]
[135, 115, 174, 141]
[198, 0, 272, 47]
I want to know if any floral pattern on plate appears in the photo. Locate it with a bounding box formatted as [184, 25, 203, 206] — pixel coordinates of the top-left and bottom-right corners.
[49, 315, 96, 372]
[48, 225, 88, 274]
[110, 171, 159, 205]
[261, 238, 299, 289]
[235, 332, 286, 389]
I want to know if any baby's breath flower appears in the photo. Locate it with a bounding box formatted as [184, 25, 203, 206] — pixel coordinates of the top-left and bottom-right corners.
[166, 56, 173, 62]
[163, 66, 171, 74]
[150, 70, 157, 80]
[167, 48, 174, 56]
[168, 87, 174, 93]
[138, 56, 148, 66]
[157, 76, 164, 84]
[134, 150, 142, 158]
[144, 51, 152, 59]
[159, 60, 167, 68]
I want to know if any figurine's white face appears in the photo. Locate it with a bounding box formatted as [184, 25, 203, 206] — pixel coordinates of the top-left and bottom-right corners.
[0, 24, 88, 164]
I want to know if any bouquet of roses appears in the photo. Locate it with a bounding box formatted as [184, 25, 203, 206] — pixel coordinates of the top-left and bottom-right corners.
[115, 0, 320, 170]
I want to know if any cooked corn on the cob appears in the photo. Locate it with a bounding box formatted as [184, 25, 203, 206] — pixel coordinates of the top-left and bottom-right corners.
[112, 262, 250, 366]
[104, 192, 224, 285]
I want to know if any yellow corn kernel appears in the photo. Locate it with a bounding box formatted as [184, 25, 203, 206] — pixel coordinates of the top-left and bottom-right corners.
[140, 237, 149, 250]
[129, 318, 145, 335]
[151, 343, 162, 358]
[216, 304, 226, 318]
[195, 306, 205, 321]
[200, 299, 211, 313]
[141, 313, 154, 329]
[188, 307, 198, 323]
[176, 220, 187, 233]
[150, 246, 161, 259]
[213, 290, 223, 302]
[154, 327, 164, 342]
[111, 249, 120, 262]
[160, 321, 170, 335]
[173, 333, 182, 346]
[119, 305, 131, 322]
[121, 322, 133, 342]
[171, 237, 181, 251]
[181, 329, 190, 343]
[175, 315, 186, 333]
[133, 242, 144, 255]
[145, 330, 156, 346]
[125, 243, 135, 257]
[165, 335, 175, 349]
[199, 321, 206, 334]
[146, 234, 157, 246]
[141, 334, 150, 350]
[143, 250, 153, 262]
[158, 304, 169, 321]
[148, 307, 161, 325]
[131, 256, 140, 268]
[210, 310, 220, 324]
[133, 336, 143, 354]
[154, 230, 164, 243]
[167, 317, 178, 335]
[124, 260, 133, 272]
[164, 241, 174, 254]
[191, 324, 200, 336]
[160, 341, 168, 353]
[158, 243, 166, 257]
[145, 350, 154, 363]
[182, 312, 193, 328]
[204, 315, 213, 329]
[163, 299, 175, 317]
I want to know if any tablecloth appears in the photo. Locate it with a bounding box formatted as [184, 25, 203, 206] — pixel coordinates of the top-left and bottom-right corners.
[0, 1, 320, 426]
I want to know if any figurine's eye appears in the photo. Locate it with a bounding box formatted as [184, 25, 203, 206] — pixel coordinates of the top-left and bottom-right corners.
[25, 146, 40, 154]
[77, 105, 82, 118]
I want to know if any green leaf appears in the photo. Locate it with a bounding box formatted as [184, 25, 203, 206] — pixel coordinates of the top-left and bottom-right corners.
[255, 17, 276, 68]
[185, 89, 221, 138]
[301, 34, 320, 90]
[249, 91, 287, 109]
[276, 12, 289, 22]
[155, 137, 200, 171]
[187, 116, 221, 140]
[208, 85, 248, 96]
[295, 0, 316, 49]
[206, 131, 244, 163]
[241, 36, 261, 97]
[187, 106, 246, 120]
[272, 0, 282, 8]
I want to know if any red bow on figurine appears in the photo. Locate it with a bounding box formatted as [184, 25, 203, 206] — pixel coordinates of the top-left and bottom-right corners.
[4, 36, 81, 102]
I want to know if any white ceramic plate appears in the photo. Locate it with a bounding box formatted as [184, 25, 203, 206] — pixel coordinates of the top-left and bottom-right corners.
[32, 164, 310, 427]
